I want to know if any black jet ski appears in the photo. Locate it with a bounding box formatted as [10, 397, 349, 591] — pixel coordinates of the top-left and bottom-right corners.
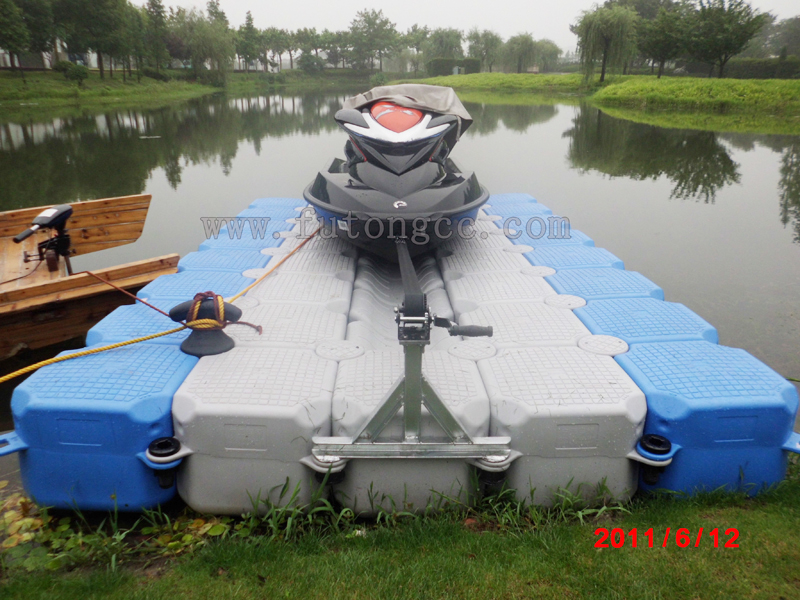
[303, 84, 489, 261]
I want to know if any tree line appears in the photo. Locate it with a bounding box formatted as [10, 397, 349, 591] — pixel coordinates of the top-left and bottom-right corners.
[0, 1, 565, 80]
[573, 0, 800, 80]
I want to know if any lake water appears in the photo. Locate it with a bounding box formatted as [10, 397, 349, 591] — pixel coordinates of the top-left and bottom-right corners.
[1, 93, 799, 428]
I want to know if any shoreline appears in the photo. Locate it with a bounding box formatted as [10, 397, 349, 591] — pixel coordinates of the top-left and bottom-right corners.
[400, 73, 800, 135]
[3, 71, 800, 135]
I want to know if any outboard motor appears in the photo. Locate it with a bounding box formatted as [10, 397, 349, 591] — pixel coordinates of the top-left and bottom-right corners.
[13, 204, 74, 273]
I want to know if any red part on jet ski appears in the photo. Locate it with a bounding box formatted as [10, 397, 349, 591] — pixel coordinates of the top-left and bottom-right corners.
[369, 102, 423, 133]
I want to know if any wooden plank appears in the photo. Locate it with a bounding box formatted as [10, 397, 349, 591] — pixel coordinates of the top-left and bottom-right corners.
[0, 207, 150, 239]
[0, 268, 177, 315]
[0, 232, 66, 293]
[70, 240, 143, 256]
[63, 208, 150, 230]
[69, 195, 151, 216]
[0, 195, 151, 239]
[0, 290, 148, 359]
[70, 222, 147, 255]
[0, 254, 179, 307]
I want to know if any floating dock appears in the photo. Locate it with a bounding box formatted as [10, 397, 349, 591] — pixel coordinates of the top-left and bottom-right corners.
[2, 194, 798, 513]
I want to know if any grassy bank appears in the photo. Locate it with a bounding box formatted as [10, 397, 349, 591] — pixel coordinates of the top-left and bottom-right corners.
[408, 73, 800, 115]
[399, 73, 594, 96]
[406, 73, 800, 134]
[0, 70, 217, 111]
[2, 458, 800, 599]
[225, 69, 372, 95]
[0, 69, 372, 113]
[597, 105, 800, 135]
[592, 77, 800, 114]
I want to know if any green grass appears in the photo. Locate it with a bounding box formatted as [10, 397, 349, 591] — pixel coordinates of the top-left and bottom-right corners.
[402, 73, 800, 134]
[405, 73, 800, 115]
[596, 105, 800, 135]
[592, 76, 800, 114]
[2, 459, 800, 599]
[0, 70, 217, 110]
[457, 90, 580, 107]
[225, 69, 371, 95]
[397, 72, 596, 96]
[0, 69, 372, 114]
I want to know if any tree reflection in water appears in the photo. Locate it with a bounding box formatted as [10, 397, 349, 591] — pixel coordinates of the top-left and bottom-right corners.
[779, 143, 800, 242]
[1, 97, 799, 242]
[564, 105, 741, 203]
[463, 103, 558, 135]
[0, 94, 347, 211]
[564, 105, 800, 241]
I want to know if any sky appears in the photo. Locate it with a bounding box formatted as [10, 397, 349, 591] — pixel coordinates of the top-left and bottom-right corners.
[130, 0, 800, 55]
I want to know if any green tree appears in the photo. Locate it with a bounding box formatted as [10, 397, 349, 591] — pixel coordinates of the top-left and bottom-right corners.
[295, 27, 321, 56]
[64, 61, 88, 85]
[261, 26, 286, 70]
[637, 5, 685, 77]
[504, 33, 537, 73]
[54, 0, 126, 79]
[166, 8, 190, 68]
[423, 27, 463, 60]
[467, 28, 503, 72]
[145, 0, 168, 71]
[0, 0, 29, 74]
[236, 11, 259, 72]
[123, 4, 146, 80]
[171, 6, 233, 79]
[205, 2, 233, 74]
[734, 12, 776, 58]
[571, 4, 639, 82]
[535, 38, 562, 72]
[404, 23, 428, 75]
[14, 0, 53, 56]
[605, 0, 670, 20]
[298, 52, 325, 73]
[686, 0, 769, 77]
[205, 0, 227, 27]
[775, 17, 800, 58]
[349, 9, 398, 71]
[320, 29, 345, 68]
[94, 0, 125, 79]
[284, 30, 299, 69]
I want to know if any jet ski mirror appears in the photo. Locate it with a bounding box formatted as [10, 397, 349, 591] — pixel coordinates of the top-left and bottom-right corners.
[334, 108, 368, 128]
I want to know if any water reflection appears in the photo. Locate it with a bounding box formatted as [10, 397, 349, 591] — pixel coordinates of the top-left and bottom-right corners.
[463, 103, 558, 135]
[0, 94, 347, 210]
[1, 96, 799, 242]
[779, 143, 800, 243]
[563, 106, 800, 241]
[564, 106, 741, 203]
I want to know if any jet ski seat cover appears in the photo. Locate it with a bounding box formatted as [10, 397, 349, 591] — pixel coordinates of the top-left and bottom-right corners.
[343, 84, 473, 136]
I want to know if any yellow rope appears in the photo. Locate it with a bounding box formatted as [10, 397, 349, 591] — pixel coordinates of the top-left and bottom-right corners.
[0, 326, 186, 385]
[0, 227, 322, 386]
[227, 227, 320, 302]
[0, 316, 233, 385]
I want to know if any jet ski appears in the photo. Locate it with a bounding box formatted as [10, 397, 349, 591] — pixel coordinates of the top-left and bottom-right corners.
[303, 84, 489, 262]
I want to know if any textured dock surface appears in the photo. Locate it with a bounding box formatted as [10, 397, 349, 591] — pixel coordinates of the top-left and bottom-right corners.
[6, 193, 799, 513]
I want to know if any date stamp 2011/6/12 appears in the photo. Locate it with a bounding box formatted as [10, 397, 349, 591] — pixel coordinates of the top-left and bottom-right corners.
[594, 528, 739, 548]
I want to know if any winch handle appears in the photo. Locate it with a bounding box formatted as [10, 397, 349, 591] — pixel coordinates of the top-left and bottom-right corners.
[448, 325, 493, 338]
